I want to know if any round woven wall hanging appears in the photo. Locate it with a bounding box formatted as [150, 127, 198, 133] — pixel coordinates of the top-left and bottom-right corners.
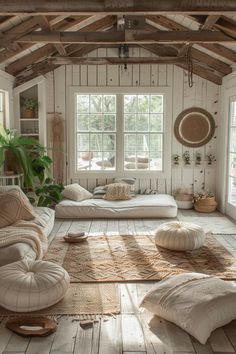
[174, 107, 215, 148]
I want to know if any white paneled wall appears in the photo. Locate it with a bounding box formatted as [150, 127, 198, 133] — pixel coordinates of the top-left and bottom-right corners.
[45, 48, 219, 194]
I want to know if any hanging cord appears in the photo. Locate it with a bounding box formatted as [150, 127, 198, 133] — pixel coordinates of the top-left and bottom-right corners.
[187, 46, 193, 88]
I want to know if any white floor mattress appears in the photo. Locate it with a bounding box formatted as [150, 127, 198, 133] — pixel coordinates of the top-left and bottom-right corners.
[55, 194, 177, 219]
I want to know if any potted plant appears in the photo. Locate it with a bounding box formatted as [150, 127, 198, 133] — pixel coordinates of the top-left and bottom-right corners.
[195, 152, 202, 165]
[183, 151, 191, 165]
[28, 178, 64, 208]
[173, 154, 180, 165]
[0, 125, 38, 187]
[22, 97, 39, 118]
[193, 191, 217, 213]
[206, 153, 216, 165]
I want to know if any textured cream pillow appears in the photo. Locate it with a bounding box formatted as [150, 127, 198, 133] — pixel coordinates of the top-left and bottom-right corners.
[104, 183, 131, 201]
[62, 183, 92, 201]
[140, 273, 236, 344]
[0, 188, 35, 228]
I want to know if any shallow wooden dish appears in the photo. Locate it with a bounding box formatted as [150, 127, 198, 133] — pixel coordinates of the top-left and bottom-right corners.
[64, 235, 88, 243]
[6, 317, 57, 337]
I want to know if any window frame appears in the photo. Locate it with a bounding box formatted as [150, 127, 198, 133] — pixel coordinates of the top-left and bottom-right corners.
[69, 86, 172, 179]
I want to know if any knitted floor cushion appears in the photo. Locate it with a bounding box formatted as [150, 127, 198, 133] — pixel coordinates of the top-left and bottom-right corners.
[154, 221, 205, 251]
[0, 259, 70, 312]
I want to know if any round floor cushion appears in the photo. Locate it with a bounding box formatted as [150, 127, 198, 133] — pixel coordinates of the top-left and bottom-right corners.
[154, 221, 205, 251]
[0, 259, 70, 312]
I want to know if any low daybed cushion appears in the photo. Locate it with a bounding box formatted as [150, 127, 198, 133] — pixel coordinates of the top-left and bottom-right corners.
[139, 272, 236, 344]
[0, 207, 55, 267]
[55, 194, 177, 219]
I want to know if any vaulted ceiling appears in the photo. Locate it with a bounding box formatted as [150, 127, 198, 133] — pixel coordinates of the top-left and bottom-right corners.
[1, 1, 236, 86]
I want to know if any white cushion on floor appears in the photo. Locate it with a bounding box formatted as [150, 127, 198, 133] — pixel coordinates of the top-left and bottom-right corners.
[154, 221, 205, 251]
[0, 259, 70, 312]
[140, 273, 236, 344]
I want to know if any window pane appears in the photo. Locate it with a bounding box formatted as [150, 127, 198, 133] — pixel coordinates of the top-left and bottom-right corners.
[124, 95, 137, 113]
[104, 114, 116, 131]
[124, 114, 136, 131]
[77, 134, 89, 151]
[136, 114, 149, 131]
[124, 134, 137, 152]
[90, 95, 102, 113]
[229, 153, 236, 177]
[103, 95, 116, 113]
[228, 177, 236, 206]
[77, 115, 89, 131]
[231, 102, 236, 126]
[89, 115, 102, 131]
[150, 134, 162, 151]
[103, 134, 115, 151]
[150, 114, 163, 132]
[230, 128, 236, 152]
[150, 95, 163, 113]
[90, 134, 102, 151]
[77, 95, 89, 113]
[137, 95, 149, 113]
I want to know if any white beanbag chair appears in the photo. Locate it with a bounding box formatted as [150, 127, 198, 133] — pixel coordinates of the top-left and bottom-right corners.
[140, 273, 236, 344]
[0, 259, 70, 312]
[155, 221, 205, 251]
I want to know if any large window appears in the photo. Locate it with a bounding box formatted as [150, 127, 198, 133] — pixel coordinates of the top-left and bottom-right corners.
[73, 91, 166, 174]
[227, 98, 236, 207]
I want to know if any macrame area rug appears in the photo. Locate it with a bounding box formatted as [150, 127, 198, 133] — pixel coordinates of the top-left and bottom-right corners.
[0, 283, 120, 318]
[44, 234, 236, 281]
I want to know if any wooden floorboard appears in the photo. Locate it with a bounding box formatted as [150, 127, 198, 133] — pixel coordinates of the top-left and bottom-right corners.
[1, 216, 236, 354]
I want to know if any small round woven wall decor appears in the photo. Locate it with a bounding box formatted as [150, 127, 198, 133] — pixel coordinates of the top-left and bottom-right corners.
[174, 107, 215, 148]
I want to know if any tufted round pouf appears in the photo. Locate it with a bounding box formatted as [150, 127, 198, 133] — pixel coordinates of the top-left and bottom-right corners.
[154, 221, 205, 251]
[0, 259, 70, 312]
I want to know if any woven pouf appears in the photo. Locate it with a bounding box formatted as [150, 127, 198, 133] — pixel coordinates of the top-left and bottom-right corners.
[154, 221, 205, 251]
[0, 259, 70, 312]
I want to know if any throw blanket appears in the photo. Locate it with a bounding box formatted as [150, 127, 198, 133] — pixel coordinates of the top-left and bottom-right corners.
[0, 221, 48, 260]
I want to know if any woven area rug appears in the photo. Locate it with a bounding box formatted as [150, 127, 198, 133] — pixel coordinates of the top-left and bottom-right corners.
[44, 234, 236, 281]
[0, 283, 120, 317]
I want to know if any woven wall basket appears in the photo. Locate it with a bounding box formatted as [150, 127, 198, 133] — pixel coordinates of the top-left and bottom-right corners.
[174, 107, 216, 148]
[194, 197, 217, 213]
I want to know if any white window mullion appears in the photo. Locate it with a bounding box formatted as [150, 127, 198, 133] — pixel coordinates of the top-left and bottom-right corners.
[116, 94, 123, 174]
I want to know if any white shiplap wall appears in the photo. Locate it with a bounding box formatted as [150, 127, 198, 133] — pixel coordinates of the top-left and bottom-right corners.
[45, 48, 219, 195]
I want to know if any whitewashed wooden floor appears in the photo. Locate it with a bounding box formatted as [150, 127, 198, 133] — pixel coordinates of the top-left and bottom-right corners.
[1, 216, 236, 354]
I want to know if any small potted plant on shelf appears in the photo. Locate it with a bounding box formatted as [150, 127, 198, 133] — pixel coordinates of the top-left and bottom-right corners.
[195, 152, 202, 165]
[183, 151, 191, 165]
[173, 154, 180, 165]
[206, 153, 216, 165]
[22, 97, 39, 119]
[193, 191, 217, 213]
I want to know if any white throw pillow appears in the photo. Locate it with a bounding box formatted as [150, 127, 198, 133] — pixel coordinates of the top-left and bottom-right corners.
[62, 183, 92, 201]
[140, 273, 236, 344]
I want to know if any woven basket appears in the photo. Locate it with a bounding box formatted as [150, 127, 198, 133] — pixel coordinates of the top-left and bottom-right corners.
[194, 197, 217, 213]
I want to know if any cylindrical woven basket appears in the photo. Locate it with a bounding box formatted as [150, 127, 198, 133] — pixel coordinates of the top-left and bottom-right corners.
[194, 197, 217, 213]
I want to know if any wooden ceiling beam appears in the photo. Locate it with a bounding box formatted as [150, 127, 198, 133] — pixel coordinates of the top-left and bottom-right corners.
[200, 15, 221, 30]
[1, 0, 236, 15]
[5, 15, 116, 75]
[0, 15, 90, 64]
[184, 15, 236, 61]
[141, 44, 223, 85]
[36, 15, 67, 56]
[47, 56, 188, 65]
[145, 19, 231, 75]
[14, 30, 235, 44]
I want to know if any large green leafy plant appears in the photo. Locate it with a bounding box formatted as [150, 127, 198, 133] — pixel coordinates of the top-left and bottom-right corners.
[0, 125, 64, 207]
[0, 125, 38, 187]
